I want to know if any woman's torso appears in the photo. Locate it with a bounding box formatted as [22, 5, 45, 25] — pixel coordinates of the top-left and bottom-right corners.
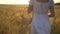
[33, 0, 50, 15]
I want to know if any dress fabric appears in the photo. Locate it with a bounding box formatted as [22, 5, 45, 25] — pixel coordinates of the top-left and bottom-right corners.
[29, 0, 54, 34]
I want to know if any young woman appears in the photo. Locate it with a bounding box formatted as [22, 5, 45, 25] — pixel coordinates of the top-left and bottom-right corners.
[27, 0, 55, 34]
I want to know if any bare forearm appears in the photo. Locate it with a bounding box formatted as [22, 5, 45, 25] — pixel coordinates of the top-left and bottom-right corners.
[49, 5, 55, 17]
[27, 5, 33, 14]
[50, 6, 55, 13]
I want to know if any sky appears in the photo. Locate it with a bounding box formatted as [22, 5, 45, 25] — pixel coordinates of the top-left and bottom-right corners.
[0, 0, 60, 5]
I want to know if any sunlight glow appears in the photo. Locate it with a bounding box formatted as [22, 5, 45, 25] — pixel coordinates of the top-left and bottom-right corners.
[54, 0, 60, 3]
[0, 0, 29, 5]
[0, 0, 60, 4]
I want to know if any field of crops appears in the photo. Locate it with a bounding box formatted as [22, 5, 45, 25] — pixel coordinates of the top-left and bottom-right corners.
[0, 5, 60, 34]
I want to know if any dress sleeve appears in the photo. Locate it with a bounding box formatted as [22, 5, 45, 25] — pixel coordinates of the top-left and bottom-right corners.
[29, 0, 34, 5]
[49, 0, 54, 7]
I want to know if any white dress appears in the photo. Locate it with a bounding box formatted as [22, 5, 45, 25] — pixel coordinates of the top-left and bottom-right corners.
[29, 0, 54, 34]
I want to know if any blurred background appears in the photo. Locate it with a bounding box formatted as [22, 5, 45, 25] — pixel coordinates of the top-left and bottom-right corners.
[0, 0, 60, 34]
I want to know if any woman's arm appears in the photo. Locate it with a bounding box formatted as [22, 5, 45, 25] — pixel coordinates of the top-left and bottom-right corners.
[27, 0, 34, 14]
[49, 5, 55, 17]
[27, 5, 33, 14]
[49, 0, 55, 17]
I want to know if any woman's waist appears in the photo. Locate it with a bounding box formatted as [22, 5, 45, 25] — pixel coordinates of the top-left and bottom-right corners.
[34, 12, 48, 15]
[33, 10, 48, 14]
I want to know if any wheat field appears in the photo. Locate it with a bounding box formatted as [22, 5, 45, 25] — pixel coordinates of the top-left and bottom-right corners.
[0, 5, 60, 34]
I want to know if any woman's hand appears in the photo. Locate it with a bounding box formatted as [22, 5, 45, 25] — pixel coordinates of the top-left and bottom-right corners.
[48, 12, 55, 17]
